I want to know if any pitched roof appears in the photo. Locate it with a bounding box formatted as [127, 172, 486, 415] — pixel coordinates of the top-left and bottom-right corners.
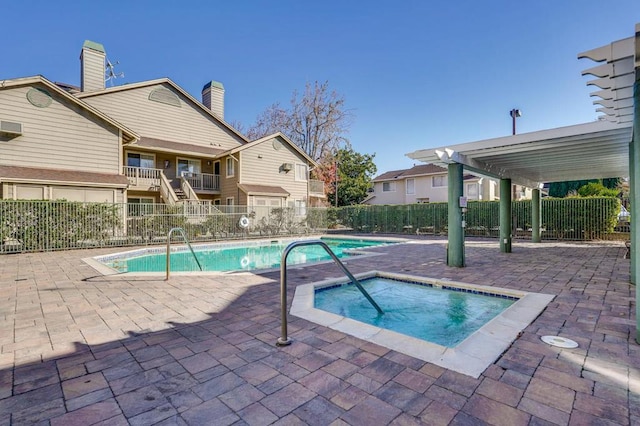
[220, 132, 318, 167]
[0, 75, 139, 143]
[0, 165, 129, 187]
[373, 164, 447, 182]
[130, 137, 226, 157]
[75, 78, 249, 144]
[237, 184, 290, 196]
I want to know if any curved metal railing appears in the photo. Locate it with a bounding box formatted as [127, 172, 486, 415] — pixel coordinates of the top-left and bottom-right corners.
[276, 240, 383, 346]
[166, 227, 203, 280]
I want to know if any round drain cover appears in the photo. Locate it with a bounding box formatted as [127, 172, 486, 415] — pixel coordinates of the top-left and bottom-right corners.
[541, 335, 578, 348]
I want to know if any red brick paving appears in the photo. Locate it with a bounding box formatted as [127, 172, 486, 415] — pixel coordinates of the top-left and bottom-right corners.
[0, 236, 637, 425]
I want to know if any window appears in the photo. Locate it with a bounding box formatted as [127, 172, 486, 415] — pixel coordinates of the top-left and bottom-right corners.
[226, 158, 235, 178]
[127, 197, 155, 216]
[214, 199, 221, 206]
[382, 182, 396, 192]
[126, 152, 155, 169]
[295, 163, 308, 181]
[432, 176, 447, 188]
[177, 158, 201, 177]
[226, 197, 234, 206]
[295, 199, 307, 216]
[406, 179, 415, 195]
[467, 183, 478, 198]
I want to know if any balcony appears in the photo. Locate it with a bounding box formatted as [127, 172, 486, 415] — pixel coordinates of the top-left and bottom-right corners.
[181, 171, 220, 192]
[124, 166, 162, 190]
[309, 179, 325, 197]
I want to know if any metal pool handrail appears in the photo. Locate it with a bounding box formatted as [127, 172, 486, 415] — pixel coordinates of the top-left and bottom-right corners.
[166, 227, 203, 280]
[276, 240, 383, 346]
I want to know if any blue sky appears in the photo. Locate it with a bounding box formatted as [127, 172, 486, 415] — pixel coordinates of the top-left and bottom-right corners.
[3, 1, 638, 175]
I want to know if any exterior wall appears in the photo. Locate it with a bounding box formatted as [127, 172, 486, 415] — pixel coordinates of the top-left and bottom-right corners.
[0, 84, 121, 174]
[3, 182, 122, 203]
[240, 137, 311, 203]
[81, 47, 105, 92]
[82, 83, 244, 150]
[368, 174, 498, 205]
[218, 154, 240, 205]
[370, 181, 405, 205]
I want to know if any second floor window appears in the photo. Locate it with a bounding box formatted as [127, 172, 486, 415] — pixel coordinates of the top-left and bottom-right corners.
[406, 179, 415, 194]
[177, 158, 200, 177]
[127, 152, 154, 169]
[226, 158, 235, 177]
[382, 182, 396, 192]
[295, 163, 308, 181]
[432, 176, 447, 188]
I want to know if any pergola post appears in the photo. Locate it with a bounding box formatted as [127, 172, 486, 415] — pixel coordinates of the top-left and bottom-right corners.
[532, 188, 541, 243]
[630, 140, 636, 286]
[633, 24, 639, 344]
[447, 163, 465, 267]
[500, 178, 512, 253]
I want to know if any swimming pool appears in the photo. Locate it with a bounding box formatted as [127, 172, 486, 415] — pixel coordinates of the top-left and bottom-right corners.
[90, 237, 399, 274]
[315, 276, 516, 347]
[291, 271, 554, 378]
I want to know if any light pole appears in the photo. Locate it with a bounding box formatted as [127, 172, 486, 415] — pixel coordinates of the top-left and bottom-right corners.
[510, 108, 522, 135]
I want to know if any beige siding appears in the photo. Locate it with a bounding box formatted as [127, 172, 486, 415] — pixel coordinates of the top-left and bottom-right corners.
[83, 83, 244, 150]
[0, 84, 121, 173]
[6, 183, 121, 202]
[240, 137, 310, 201]
[81, 48, 105, 92]
[218, 155, 240, 204]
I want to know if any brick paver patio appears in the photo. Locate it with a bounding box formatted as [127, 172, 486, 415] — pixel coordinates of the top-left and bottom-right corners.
[0, 236, 637, 425]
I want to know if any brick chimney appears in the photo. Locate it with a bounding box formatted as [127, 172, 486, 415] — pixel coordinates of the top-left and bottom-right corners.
[80, 40, 106, 92]
[202, 81, 225, 119]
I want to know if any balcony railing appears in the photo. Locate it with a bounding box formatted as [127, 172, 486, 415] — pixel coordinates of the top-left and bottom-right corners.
[309, 179, 325, 197]
[181, 171, 220, 191]
[124, 166, 162, 189]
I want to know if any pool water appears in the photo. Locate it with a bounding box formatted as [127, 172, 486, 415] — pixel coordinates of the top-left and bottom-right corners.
[314, 277, 516, 347]
[104, 238, 394, 273]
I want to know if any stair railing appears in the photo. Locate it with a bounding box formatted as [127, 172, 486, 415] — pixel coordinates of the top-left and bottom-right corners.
[276, 240, 383, 346]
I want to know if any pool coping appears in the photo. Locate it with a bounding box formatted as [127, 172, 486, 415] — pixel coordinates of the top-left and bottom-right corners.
[82, 235, 408, 276]
[289, 270, 555, 378]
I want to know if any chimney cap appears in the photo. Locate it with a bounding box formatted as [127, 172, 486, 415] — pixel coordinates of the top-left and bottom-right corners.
[202, 80, 224, 92]
[82, 40, 105, 54]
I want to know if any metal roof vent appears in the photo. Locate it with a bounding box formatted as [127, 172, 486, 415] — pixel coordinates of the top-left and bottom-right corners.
[26, 88, 52, 108]
[149, 87, 181, 107]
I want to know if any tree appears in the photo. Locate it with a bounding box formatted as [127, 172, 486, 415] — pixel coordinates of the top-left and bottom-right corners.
[548, 178, 621, 197]
[577, 182, 618, 197]
[246, 81, 354, 161]
[316, 148, 376, 207]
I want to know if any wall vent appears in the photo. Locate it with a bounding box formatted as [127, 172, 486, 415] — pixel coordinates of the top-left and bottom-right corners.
[0, 120, 23, 137]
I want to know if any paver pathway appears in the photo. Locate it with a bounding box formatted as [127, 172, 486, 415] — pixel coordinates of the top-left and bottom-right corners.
[0, 236, 637, 425]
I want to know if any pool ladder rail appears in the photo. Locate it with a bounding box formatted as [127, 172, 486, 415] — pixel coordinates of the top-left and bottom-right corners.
[165, 227, 203, 280]
[277, 240, 383, 346]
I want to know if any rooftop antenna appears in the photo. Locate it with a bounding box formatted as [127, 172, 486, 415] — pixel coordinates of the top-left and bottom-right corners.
[105, 58, 124, 86]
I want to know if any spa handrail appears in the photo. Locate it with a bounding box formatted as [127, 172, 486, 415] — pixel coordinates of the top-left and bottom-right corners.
[166, 227, 202, 280]
[277, 240, 383, 346]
